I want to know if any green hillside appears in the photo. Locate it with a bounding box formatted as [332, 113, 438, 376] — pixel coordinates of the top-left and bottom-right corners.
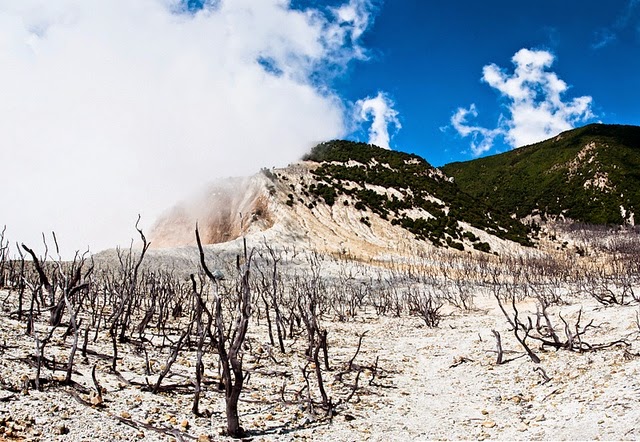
[302, 140, 532, 250]
[441, 124, 640, 225]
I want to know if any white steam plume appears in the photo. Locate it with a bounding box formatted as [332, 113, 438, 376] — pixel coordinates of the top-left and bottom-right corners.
[0, 0, 375, 255]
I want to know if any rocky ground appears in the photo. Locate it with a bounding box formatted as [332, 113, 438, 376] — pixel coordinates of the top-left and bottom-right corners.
[1, 284, 639, 441]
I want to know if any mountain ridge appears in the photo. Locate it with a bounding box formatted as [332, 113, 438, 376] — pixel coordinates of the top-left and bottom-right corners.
[149, 140, 534, 256]
[441, 123, 640, 225]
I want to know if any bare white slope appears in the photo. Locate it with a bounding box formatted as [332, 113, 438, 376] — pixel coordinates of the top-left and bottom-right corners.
[148, 162, 524, 261]
[1, 288, 638, 441]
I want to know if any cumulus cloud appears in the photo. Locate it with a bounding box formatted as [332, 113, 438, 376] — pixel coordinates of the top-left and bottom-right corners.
[0, 0, 377, 255]
[356, 92, 401, 149]
[451, 48, 594, 156]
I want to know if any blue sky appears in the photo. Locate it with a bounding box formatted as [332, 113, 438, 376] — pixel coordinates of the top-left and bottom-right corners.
[1, 0, 638, 252]
[327, 0, 640, 165]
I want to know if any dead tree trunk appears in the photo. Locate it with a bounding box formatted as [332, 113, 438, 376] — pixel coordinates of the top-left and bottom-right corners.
[21, 243, 61, 325]
[491, 330, 503, 365]
[266, 245, 286, 353]
[108, 216, 150, 371]
[191, 274, 213, 416]
[63, 291, 79, 384]
[196, 225, 252, 438]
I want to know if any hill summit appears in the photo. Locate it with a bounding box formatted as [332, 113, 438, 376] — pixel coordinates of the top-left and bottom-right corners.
[149, 140, 533, 255]
[442, 124, 640, 225]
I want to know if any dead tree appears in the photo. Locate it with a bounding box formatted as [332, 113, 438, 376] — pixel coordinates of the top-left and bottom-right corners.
[21, 241, 62, 325]
[108, 216, 150, 372]
[196, 224, 253, 438]
[264, 245, 286, 353]
[493, 292, 541, 364]
[55, 253, 93, 385]
[152, 329, 189, 393]
[295, 269, 333, 414]
[496, 289, 626, 362]
[40, 233, 94, 385]
[255, 245, 286, 353]
[530, 305, 624, 353]
[190, 273, 214, 416]
[439, 257, 475, 310]
[0, 226, 8, 288]
[20, 234, 93, 387]
[407, 285, 443, 328]
[584, 263, 633, 306]
[13, 244, 26, 321]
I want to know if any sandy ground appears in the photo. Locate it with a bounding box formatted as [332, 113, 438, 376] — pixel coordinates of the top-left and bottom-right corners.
[1, 285, 639, 441]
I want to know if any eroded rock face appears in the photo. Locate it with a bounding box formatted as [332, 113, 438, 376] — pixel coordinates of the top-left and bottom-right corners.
[149, 175, 274, 248]
[147, 158, 523, 258]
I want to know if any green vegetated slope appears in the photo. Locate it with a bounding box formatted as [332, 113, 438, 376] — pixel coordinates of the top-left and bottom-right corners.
[441, 124, 640, 225]
[301, 140, 532, 251]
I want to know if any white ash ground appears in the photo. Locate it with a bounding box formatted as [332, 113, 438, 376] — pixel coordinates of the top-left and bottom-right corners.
[1, 287, 639, 441]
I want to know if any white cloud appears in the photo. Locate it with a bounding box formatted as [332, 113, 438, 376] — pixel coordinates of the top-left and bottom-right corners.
[356, 92, 401, 149]
[450, 105, 502, 156]
[592, 0, 639, 49]
[451, 48, 594, 156]
[331, 0, 374, 49]
[592, 29, 617, 49]
[0, 0, 376, 255]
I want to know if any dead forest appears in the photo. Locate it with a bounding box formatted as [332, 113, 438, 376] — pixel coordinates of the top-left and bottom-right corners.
[1, 222, 640, 440]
